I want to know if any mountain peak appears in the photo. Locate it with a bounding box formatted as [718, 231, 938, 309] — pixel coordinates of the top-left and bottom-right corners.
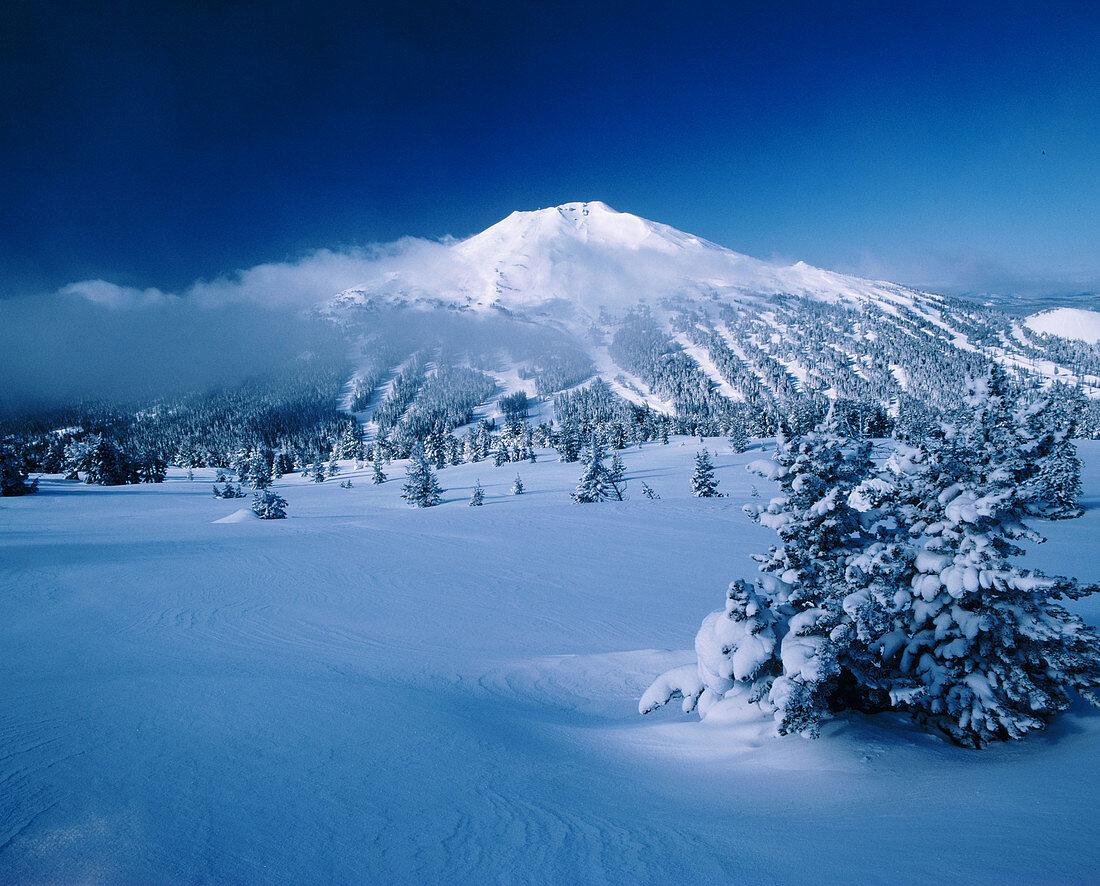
[330, 202, 920, 320]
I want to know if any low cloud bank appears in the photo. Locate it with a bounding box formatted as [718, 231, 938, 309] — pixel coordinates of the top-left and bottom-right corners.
[0, 237, 463, 414]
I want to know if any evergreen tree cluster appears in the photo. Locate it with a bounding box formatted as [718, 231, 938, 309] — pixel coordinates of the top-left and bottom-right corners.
[642, 369, 1100, 747]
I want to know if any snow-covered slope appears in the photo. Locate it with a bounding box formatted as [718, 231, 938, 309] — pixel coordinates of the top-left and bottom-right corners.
[4, 441, 1100, 881]
[1026, 307, 1100, 344]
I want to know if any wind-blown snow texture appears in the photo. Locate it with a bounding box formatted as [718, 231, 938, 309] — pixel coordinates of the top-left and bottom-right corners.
[3, 441, 1100, 883]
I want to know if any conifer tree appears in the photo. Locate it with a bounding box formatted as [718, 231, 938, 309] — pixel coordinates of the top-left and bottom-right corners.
[251, 489, 288, 519]
[401, 457, 444, 507]
[690, 449, 720, 498]
[571, 439, 613, 503]
[0, 445, 37, 496]
[469, 479, 485, 506]
[728, 418, 749, 453]
[372, 459, 387, 485]
[249, 453, 273, 489]
[607, 453, 626, 500]
[511, 474, 524, 495]
[137, 452, 167, 483]
[641, 370, 1100, 747]
[870, 369, 1100, 744]
[640, 481, 660, 500]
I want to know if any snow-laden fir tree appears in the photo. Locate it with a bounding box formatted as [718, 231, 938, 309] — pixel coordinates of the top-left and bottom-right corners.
[641, 370, 1100, 746]
[372, 459, 387, 485]
[728, 418, 749, 454]
[0, 444, 37, 496]
[251, 489, 288, 519]
[249, 452, 272, 489]
[311, 461, 326, 483]
[571, 439, 613, 503]
[82, 435, 136, 485]
[641, 414, 883, 733]
[640, 481, 660, 500]
[469, 479, 485, 506]
[607, 453, 626, 500]
[690, 449, 720, 498]
[1021, 399, 1083, 520]
[870, 368, 1100, 744]
[213, 481, 245, 499]
[511, 474, 524, 495]
[401, 457, 444, 508]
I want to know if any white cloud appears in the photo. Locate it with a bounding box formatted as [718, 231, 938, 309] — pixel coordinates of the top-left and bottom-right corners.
[60, 280, 174, 309]
[59, 238, 463, 312]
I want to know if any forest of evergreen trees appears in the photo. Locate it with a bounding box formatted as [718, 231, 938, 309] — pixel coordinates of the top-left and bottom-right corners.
[4, 297, 1100, 492]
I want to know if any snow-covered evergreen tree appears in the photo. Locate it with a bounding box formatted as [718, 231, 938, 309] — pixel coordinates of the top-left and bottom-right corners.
[372, 459, 387, 485]
[0, 445, 37, 496]
[571, 439, 613, 503]
[251, 489, 288, 519]
[641, 370, 1100, 746]
[1023, 401, 1084, 520]
[607, 453, 626, 500]
[249, 452, 272, 489]
[690, 449, 720, 498]
[83, 435, 136, 486]
[511, 474, 524, 495]
[872, 368, 1100, 744]
[401, 457, 444, 508]
[640, 481, 660, 500]
[469, 479, 485, 506]
[728, 419, 749, 453]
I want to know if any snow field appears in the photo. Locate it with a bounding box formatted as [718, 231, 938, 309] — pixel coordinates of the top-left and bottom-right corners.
[2, 439, 1100, 883]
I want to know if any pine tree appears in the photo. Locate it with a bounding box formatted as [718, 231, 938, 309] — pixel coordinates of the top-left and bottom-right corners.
[83, 435, 136, 486]
[401, 457, 444, 508]
[0, 445, 37, 496]
[137, 452, 167, 483]
[372, 460, 387, 485]
[251, 489, 288, 519]
[249, 452, 273, 489]
[607, 453, 626, 500]
[690, 449, 720, 498]
[469, 479, 485, 506]
[511, 474, 524, 495]
[728, 418, 749, 454]
[641, 371, 1100, 747]
[311, 461, 326, 483]
[640, 481, 660, 500]
[1024, 402, 1083, 519]
[870, 369, 1100, 745]
[571, 439, 613, 503]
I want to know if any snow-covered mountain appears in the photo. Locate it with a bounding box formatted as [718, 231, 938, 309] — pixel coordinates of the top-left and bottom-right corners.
[322, 202, 1100, 432]
[328, 201, 927, 320]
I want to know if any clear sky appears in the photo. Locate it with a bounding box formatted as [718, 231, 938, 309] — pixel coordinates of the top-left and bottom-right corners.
[3, 0, 1098, 299]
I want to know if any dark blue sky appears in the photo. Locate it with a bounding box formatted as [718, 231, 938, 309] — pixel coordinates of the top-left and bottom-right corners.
[3, 0, 1098, 298]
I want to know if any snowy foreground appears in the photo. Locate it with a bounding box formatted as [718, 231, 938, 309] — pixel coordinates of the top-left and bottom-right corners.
[3, 440, 1100, 884]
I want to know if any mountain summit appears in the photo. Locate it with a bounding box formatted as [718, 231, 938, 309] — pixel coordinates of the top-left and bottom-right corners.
[329, 201, 919, 320]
